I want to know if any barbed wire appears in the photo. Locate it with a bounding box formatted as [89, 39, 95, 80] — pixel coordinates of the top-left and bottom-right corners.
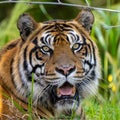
[1, 0, 120, 29]
[0, 0, 120, 13]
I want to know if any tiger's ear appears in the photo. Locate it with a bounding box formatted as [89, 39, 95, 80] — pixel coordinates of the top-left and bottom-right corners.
[17, 14, 38, 41]
[75, 9, 94, 33]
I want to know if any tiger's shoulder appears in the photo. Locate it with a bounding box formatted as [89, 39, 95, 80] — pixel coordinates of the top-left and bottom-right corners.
[0, 39, 19, 59]
[0, 39, 20, 83]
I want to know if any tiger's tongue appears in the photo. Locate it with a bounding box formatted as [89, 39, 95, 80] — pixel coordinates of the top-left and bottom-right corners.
[59, 87, 73, 96]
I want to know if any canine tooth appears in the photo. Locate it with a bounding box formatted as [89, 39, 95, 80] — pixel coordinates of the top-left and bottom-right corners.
[72, 87, 76, 96]
[57, 88, 61, 97]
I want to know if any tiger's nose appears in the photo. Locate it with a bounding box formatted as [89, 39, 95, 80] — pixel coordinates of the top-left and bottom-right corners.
[55, 65, 76, 76]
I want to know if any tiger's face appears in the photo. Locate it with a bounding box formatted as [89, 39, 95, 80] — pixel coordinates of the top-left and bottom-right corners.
[15, 9, 100, 116]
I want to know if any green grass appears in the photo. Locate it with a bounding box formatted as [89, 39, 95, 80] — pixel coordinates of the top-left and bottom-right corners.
[0, 0, 30, 48]
[82, 98, 120, 120]
[93, 9, 120, 102]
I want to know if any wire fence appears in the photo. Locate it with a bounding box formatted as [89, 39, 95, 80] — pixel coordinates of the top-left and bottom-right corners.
[1, 0, 120, 29]
[0, 0, 120, 13]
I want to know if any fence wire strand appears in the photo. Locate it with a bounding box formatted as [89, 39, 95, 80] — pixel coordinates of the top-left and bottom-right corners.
[0, 0, 120, 13]
[1, 0, 120, 29]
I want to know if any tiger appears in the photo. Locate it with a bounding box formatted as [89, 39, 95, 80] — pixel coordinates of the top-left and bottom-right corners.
[0, 9, 101, 120]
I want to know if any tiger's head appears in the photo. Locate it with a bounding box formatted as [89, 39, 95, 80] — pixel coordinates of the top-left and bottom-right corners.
[15, 9, 100, 116]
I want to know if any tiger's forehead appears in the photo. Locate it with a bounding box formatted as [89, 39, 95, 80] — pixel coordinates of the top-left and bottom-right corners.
[36, 21, 84, 46]
[41, 21, 73, 33]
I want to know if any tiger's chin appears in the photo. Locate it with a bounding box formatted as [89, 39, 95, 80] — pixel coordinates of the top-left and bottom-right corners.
[54, 99, 79, 116]
[50, 82, 80, 116]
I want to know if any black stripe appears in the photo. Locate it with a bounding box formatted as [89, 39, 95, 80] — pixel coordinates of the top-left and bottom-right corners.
[32, 64, 44, 73]
[81, 35, 86, 44]
[84, 60, 93, 76]
[84, 46, 88, 56]
[61, 23, 72, 28]
[6, 41, 18, 50]
[46, 73, 56, 76]
[88, 39, 96, 66]
[87, 44, 92, 60]
[89, 69, 96, 80]
[29, 47, 39, 67]
[32, 37, 38, 46]
[23, 46, 28, 70]
[25, 73, 32, 82]
[10, 58, 17, 88]
[76, 35, 80, 42]
[35, 51, 43, 60]
[69, 32, 76, 41]
[85, 60, 93, 69]
[44, 34, 51, 45]
[43, 25, 55, 31]
[40, 37, 45, 44]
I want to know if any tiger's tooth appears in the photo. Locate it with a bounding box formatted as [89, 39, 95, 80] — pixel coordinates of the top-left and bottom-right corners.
[72, 87, 76, 96]
[57, 88, 61, 97]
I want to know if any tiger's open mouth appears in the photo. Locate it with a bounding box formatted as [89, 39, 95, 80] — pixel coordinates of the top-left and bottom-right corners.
[50, 82, 79, 105]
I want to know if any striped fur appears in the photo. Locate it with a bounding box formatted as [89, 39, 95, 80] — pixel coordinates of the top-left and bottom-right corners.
[0, 9, 100, 119]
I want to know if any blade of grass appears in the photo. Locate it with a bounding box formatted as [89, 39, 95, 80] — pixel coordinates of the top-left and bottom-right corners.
[28, 73, 34, 120]
[39, 4, 53, 20]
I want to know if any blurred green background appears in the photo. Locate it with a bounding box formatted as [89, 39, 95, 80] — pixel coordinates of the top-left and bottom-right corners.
[0, 0, 120, 119]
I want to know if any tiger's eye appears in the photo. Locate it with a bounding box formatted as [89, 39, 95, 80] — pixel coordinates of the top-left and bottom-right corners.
[42, 46, 50, 52]
[72, 43, 80, 50]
